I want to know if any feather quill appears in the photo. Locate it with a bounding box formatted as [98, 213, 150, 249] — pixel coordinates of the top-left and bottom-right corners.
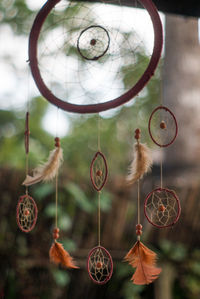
[49, 241, 78, 269]
[22, 147, 63, 186]
[126, 142, 152, 185]
[124, 241, 161, 285]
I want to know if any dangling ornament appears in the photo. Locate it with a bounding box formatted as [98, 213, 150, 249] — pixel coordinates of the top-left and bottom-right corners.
[48, 137, 78, 269]
[127, 128, 153, 185]
[145, 105, 181, 228]
[87, 116, 113, 284]
[16, 112, 38, 233]
[125, 129, 161, 285]
[23, 137, 63, 186]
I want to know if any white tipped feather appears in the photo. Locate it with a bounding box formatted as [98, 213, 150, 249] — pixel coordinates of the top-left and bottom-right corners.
[23, 147, 63, 186]
[126, 143, 152, 185]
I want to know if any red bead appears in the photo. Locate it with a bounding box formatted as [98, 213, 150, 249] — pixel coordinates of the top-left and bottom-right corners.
[96, 170, 103, 177]
[136, 224, 142, 230]
[55, 142, 60, 147]
[53, 228, 60, 234]
[55, 137, 60, 142]
[135, 134, 140, 140]
[96, 262, 103, 269]
[160, 121, 166, 129]
[53, 233, 59, 239]
[136, 230, 142, 236]
[135, 128, 141, 135]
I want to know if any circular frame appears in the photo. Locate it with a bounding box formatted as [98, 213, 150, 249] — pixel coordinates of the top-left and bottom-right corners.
[90, 151, 108, 191]
[144, 187, 181, 228]
[148, 105, 178, 147]
[29, 0, 163, 114]
[77, 25, 110, 61]
[16, 194, 38, 233]
[87, 245, 113, 285]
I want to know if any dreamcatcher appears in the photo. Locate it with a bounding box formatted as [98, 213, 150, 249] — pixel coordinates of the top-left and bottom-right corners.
[16, 109, 38, 233]
[28, 0, 163, 284]
[87, 118, 113, 284]
[125, 128, 162, 284]
[22, 132, 78, 268]
[145, 105, 181, 228]
[28, 0, 163, 113]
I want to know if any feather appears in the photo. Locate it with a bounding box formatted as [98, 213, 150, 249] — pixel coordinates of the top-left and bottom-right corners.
[22, 147, 63, 186]
[126, 142, 152, 185]
[49, 241, 78, 269]
[124, 241, 162, 285]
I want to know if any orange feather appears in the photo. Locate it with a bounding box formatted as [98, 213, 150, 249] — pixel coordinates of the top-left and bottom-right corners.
[124, 241, 162, 285]
[49, 241, 78, 269]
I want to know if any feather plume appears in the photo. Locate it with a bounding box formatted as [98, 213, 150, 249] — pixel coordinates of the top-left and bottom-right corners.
[124, 241, 161, 285]
[22, 147, 63, 186]
[49, 241, 78, 269]
[126, 142, 152, 185]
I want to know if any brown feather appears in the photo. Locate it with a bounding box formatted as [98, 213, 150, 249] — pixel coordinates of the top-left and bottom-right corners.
[22, 147, 63, 186]
[126, 143, 152, 185]
[49, 241, 78, 269]
[124, 241, 162, 285]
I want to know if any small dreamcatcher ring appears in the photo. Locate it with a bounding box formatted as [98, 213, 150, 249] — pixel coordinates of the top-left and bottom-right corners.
[144, 188, 181, 228]
[77, 25, 110, 61]
[29, 0, 163, 114]
[16, 194, 38, 233]
[87, 246, 113, 285]
[148, 106, 178, 147]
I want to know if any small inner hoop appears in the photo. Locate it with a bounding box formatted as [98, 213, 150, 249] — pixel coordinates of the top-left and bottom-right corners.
[148, 106, 178, 147]
[144, 188, 181, 228]
[77, 25, 110, 61]
[16, 194, 38, 233]
[87, 246, 113, 284]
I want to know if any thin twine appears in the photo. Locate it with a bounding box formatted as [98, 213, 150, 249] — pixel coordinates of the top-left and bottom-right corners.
[55, 170, 58, 228]
[98, 191, 101, 246]
[25, 64, 31, 195]
[97, 114, 101, 246]
[137, 139, 141, 241]
[97, 113, 101, 152]
[160, 150, 163, 188]
[55, 107, 59, 229]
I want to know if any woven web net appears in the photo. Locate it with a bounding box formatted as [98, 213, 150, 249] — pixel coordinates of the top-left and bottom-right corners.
[149, 107, 177, 147]
[91, 153, 107, 190]
[17, 195, 37, 232]
[145, 189, 180, 227]
[88, 247, 112, 284]
[36, 0, 154, 106]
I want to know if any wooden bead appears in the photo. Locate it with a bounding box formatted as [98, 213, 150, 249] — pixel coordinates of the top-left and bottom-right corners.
[55, 142, 60, 147]
[53, 233, 59, 240]
[135, 134, 140, 140]
[53, 228, 60, 234]
[136, 230, 142, 236]
[135, 128, 141, 134]
[160, 121, 166, 129]
[96, 170, 103, 177]
[158, 204, 166, 212]
[136, 224, 142, 230]
[96, 261, 103, 269]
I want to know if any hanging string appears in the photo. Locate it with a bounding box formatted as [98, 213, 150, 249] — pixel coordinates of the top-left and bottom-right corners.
[160, 150, 163, 188]
[97, 113, 101, 152]
[55, 169, 58, 228]
[137, 136, 141, 241]
[97, 114, 101, 245]
[25, 64, 31, 195]
[98, 191, 101, 246]
[55, 107, 59, 229]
